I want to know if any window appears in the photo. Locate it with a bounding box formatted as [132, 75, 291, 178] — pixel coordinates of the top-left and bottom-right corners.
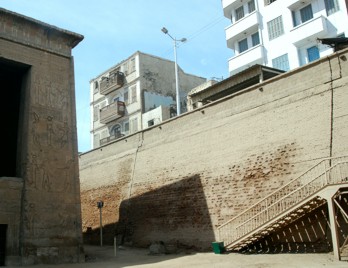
[93, 81, 99, 94]
[267, 16, 284, 40]
[239, 38, 248, 53]
[265, 0, 277, 6]
[325, 0, 339, 15]
[124, 89, 129, 104]
[124, 121, 129, 132]
[122, 62, 129, 75]
[248, 0, 255, 13]
[148, 119, 155, 127]
[93, 106, 99, 121]
[110, 124, 121, 136]
[251, 32, 260, 46]
[307, 46, 320, 62]
[129, 58, 136, 73]
[235, 6, 244, 21]
[300, 4, 313, 23]
[293, 4, 313, 27]
[130, 85, 137, 103]
[131, 118, 138, 133]
[272, 54, 290, 71]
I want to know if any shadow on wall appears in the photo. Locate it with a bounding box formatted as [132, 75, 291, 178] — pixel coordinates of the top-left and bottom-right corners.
[84, 174, 215, 252]
[240, 193, 348, 255]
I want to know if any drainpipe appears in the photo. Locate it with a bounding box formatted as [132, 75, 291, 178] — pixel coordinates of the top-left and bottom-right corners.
[122, 132, 143, 241]
[127, 132, 144, 200]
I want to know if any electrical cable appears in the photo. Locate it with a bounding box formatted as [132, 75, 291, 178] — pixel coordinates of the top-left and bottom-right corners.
[161, 13, 226, 56]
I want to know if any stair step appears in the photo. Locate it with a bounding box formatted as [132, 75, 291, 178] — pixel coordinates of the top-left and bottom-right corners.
[219, 158, 348, 252]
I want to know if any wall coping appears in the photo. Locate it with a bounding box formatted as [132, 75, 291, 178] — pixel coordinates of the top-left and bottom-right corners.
[0, 8, 84, 57]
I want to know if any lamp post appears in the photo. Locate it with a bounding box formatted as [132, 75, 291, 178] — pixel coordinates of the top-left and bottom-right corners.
[97, 200, 104, 246]
[161, 27, 187, 116]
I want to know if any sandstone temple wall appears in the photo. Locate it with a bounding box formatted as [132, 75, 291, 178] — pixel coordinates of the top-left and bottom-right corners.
[0, 8, 84, 265]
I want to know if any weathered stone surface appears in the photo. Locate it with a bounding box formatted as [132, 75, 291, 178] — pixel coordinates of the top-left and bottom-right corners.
[0, 8, 84, 265]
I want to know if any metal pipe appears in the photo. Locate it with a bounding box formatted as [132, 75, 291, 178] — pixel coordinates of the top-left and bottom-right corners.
[173, 39, 181, 115]
[161, 27, 186, 116]
[114, 236, 117, 256]
[97, 201, 104, 247]
[100, 206, 103, 246]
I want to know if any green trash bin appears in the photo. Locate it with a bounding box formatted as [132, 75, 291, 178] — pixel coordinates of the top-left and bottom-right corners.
[212, 241, 224, 254]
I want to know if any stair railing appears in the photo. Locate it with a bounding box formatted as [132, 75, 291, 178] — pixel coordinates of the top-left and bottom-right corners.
[218, 156, 348, 247]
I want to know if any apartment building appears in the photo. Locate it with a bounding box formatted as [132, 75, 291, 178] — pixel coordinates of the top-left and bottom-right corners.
[90, 51, 206, 149]
[222, 0, 348, 75]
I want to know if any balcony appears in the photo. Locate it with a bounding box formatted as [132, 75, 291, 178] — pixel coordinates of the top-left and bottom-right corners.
[100, 71, 125, 95]
[100, 132, 125, 146]
[287, 0, 312, 9]
[225, 11, 260, 49]
[222, 0, 240, 18]
[228, 45, 264, 76]
[290, 16, 328, 46]
[99, 101, 125, 124]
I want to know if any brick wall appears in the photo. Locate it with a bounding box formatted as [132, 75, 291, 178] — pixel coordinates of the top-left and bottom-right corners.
[80, 49, 348, 251]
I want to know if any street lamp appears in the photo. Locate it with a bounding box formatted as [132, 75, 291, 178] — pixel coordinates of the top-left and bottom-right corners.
[161, 27, 187, 116]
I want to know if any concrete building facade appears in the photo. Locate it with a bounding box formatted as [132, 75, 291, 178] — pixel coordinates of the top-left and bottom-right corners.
[222, 0, 348, 75]
[0, 9, 84, 265]
[79, 48, 348, 254]
[90, 51, 206, 149]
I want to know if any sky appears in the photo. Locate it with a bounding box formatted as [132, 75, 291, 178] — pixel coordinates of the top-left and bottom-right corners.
[0, 0, 232, 153]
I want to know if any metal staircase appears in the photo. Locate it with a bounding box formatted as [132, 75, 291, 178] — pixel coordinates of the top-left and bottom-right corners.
[217, 156, 348, 259]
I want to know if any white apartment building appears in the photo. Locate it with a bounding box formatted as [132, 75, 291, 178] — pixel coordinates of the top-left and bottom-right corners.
[222, 0, 348, 75]
[90, 51, 206, 149]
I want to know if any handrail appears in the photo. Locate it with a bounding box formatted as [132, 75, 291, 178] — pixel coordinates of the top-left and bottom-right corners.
[218, 158, 324, 229]
[218, 156, 348, 247]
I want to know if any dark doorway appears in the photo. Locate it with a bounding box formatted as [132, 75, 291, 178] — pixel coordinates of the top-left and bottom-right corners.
[0, 58, 29, 177]
[0, 224, 7, 266]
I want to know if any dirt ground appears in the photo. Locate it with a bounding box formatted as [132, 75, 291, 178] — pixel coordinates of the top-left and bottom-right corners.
[6, 245, 348, 268]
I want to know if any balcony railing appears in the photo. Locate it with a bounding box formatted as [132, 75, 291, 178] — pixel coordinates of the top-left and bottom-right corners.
[100, 132, 125, 146]
[225, 11, 260, 49]
[229, 45, 264, 76]
[290, 15, 328, 46]
[218, 156, 348, 251]
[99, 101, 125, 124]
[222, 0, 240, 18]
[100, 71, 125, 95]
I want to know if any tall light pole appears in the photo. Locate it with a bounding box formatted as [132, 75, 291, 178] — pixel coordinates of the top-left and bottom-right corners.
[161, 27, 187, 116]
